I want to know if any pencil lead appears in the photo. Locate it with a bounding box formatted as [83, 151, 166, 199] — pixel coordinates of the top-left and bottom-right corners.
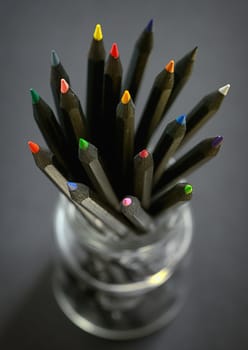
[28, 141, 40, 154]
[67, 181, 78, 191]
[110, 43, 119, 59]
[121, 90, 131, 104]
[218, 84, 230, 96]
[212, 136, 224, 148]
[176, 114, 186, 125]
[93, 24, 103, 41]
[60, 78, 69, 94]
[30, 88, 40, 104]
[51, 49, 60, 66]
[122, 197, 132, 207]
[190, 46, 198, 61]
[146, 19, 153, 32]
[184, 184, 193, 195]
[79, 138, 89, 150]
[165, 60, 174, 73]
[139, 149, 149, 159]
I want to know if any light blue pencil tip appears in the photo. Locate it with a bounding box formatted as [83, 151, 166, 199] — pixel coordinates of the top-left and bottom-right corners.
[67, 182, 78, 191]
[51, 49, 60, 66]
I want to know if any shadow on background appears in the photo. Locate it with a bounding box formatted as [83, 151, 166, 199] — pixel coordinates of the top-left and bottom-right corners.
[0, 263, 164, 350]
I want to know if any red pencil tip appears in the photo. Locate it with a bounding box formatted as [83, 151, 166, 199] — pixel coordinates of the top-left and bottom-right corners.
[110, 43, 119, 59]
[28, 141, 40, 154]
[61, 79, 69, 94]
[139, 149, 149, 159]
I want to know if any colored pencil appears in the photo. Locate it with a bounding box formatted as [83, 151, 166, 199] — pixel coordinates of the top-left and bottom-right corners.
[153, 136, 224, 193]
[78, 138, 119, 210]
[135, 60, 174, 152]
[179, 84, 230, 147]
[150, 182, 193, 215]
[162, 47, 198, 116]
[86, 24, 106, 145]
[115, 90, 135, 194]
[153, 115, 186, 185]
[133, 149, 154, 209]
[60, 78, 88, 152]
[67, 182, 132, 238]
[101, 43, 123, 163]
[120, 196, 155, 233]
[27, 141, 110, 233]
[50, 49, 71, 125]
[124, 19, 154, 102]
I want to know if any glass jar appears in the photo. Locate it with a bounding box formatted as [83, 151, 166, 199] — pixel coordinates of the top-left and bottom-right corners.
[53, 194, 193, 340]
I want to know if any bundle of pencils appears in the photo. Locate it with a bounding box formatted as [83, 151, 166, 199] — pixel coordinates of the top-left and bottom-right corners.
[28, 20, 230, 236]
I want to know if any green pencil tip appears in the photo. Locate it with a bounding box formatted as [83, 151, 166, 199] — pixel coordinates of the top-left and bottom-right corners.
[30, 88, 40, 104]
[79, 138, 89, 150]
[184, 184, 193, 195]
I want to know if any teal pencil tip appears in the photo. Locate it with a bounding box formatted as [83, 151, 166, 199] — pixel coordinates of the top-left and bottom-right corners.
[51, 49, 60, 66]
[30, 88, 40, 104]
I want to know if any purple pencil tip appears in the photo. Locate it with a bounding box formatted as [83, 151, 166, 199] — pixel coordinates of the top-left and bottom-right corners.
[146, 19, 153, 32]
[212, 136, 224, 148]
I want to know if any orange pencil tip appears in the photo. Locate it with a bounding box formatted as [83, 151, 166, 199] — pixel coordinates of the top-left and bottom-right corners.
[165, 60, 174, 73]
[121, 90, 131, 104]
[110, 43, 119, 59]
[28, 141, 40, 154]
[61, 79, 69, 94]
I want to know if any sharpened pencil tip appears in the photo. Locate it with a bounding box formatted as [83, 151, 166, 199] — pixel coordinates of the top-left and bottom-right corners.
[184, 184, 193, 195]
[190, 46, 198, 61]
[176, 115, 186, 125]
[165, 60, 174, 73]
[30, 88, 40, 104]
[79, 138, 89, 150]
[139, 149, 149, 159]
[51, 49, 60, 66]
[110, 43, 119, 59]
[146, 19, 153, 32]
[93, 24, 103, 41]
[67, 181, 78, 191]
[218, 84, 230, 96]
[122, 197, 132, 207]
[28, 141, 40, 154]
[212, 136, 224, 148]
[60, 78, 69, 94]
[121, 90, 131, 104]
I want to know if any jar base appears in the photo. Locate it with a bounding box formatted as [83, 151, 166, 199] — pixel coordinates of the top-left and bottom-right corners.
[53, 265, 188, 340]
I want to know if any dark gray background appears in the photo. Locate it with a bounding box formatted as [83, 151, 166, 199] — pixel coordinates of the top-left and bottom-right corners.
[0, 0, 247, 349]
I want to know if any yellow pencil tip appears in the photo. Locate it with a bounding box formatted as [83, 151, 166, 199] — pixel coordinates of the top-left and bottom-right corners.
[121, 90, 131, 104]
[93, 24, 103, 41]
[165, 60, 174, 73]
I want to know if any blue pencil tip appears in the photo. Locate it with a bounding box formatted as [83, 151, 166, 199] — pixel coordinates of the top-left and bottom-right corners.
[146, 19, 153, 32]
[176, 115, 186, 125]
[51, 49, 60, 66]
[67, 182, 78, 191]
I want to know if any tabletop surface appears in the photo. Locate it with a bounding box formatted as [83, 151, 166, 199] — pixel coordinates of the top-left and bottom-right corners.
[0, 1, 247, 349]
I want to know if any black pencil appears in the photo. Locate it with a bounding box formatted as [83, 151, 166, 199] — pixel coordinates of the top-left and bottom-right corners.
[120, 196, 155, 233]
[78, 138, 119, 210]
[101, 43, 123, 162]
[124, 19, 154, 102]
[150, 182, 193, 215]
[60, 78, 88, 152]
[50, 49, 71, 126]
[30, 88, 76, 179]
[153, 136, 224, 193]
[162, 47, 198, 116]
[86, 24, 106, 145]
[115, 90, 135, 194]
[27, 141, 109, 233]
[135, 60, 175, 152]
[67, 182, 132, 238]
[133, 149, 154, 209]
[179, 84, 230, 147]
[153, 115, 186, 185]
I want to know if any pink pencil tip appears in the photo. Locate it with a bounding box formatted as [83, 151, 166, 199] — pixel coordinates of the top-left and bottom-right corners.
[60, 78, 69, 94]
[122, 197, 132, 207]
